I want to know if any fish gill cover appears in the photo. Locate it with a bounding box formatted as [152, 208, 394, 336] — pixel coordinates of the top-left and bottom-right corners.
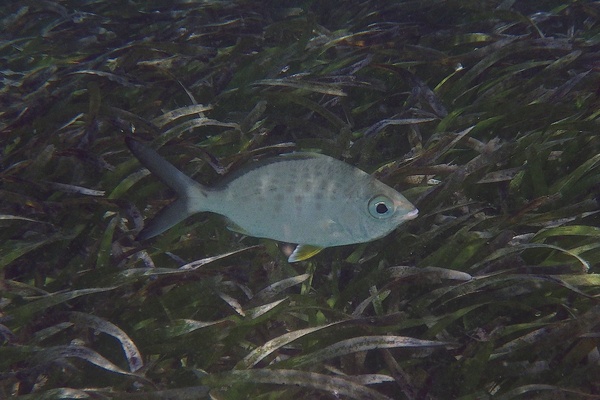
[1, 1, 599, 399]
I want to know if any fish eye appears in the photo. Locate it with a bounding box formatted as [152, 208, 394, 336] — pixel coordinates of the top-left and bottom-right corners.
[368, 195, 394, 219]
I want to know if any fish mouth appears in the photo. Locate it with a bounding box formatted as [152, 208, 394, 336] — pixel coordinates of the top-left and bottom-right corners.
[393, 197, 419, 221]
[403, 208, 419, 221]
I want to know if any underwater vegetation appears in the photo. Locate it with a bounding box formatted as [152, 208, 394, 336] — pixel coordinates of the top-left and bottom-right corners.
[1, 0, 600, 399]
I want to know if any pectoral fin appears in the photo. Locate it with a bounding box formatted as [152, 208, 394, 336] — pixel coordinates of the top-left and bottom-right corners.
[288, 244, 324, 262]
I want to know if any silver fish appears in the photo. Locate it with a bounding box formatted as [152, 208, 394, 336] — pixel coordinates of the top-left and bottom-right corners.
[126, 138, 418, 262]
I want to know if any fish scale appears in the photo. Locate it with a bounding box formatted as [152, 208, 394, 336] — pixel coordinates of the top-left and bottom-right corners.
[126, 138, 418, 262]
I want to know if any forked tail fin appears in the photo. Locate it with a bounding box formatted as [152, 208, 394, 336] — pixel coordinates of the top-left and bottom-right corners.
[125, 137, 208, 240]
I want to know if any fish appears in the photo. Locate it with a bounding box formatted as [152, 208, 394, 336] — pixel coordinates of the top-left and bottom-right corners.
[125, 137, 418, 262]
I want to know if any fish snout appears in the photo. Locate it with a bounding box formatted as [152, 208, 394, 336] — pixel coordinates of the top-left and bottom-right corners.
[394, 197, 418, 221]
[404, 208, 419, 220]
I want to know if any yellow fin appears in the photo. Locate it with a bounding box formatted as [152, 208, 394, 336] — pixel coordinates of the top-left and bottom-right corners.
[288, 244, 324, 262]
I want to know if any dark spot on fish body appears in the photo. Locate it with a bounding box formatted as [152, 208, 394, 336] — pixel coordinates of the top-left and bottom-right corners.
[287, 169, 297, 183]
[271, 191, 284, 213]
[294, 194, 303, 214]
[256, 188, 269, 205]
[313, 171, 323, 184]
[285, 181, 295, 194]
[343, 185, 356, 198]
[311, 164, 323, 181]
[327, 182, 339, 201]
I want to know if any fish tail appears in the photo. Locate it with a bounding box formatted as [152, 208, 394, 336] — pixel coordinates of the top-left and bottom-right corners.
[125, 137, 209, 240]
